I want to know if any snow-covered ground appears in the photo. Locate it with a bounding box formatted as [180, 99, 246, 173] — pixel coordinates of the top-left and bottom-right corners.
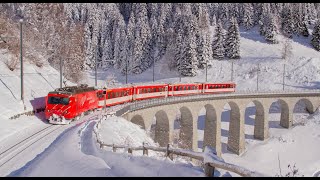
[0, 27, 320, 176]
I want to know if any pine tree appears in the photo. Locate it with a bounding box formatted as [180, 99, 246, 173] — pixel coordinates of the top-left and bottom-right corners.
[198, 32, 213, 69]
[311, 20, 320, 51]
[130, 3, 152, 74]
[126, 10, 135, 74]
[113, 16, 126, 70]
[281, 4, 295, 38]
[212, 19, 225, 59]
[218, 3, 229, 27]
[225, 17, 240, 59]
[300, 21, 309, 37]
[242, 3, 254, 30]
[264, 13, 279, 44]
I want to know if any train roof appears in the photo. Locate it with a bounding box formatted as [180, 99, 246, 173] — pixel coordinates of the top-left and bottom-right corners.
[48, 84, 96, 95]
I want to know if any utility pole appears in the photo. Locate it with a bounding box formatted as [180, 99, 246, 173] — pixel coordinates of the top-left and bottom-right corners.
[126, 58, 128, 84]
[95, 46, 97, 87]
[256, 63, 260, 91]
[103, 87, 106, 114]
[231, 60, 234, 82]
[60, 58, 63, 88]
[205, 61, 208, 82]
[153, 58, 155, 82]
[19, 19, 25, 110]
[283, 63, 286, 91]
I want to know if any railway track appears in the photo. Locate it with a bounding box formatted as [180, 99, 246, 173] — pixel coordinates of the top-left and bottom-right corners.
[0, 111, 103, 176]
[0, 124, 63, 168]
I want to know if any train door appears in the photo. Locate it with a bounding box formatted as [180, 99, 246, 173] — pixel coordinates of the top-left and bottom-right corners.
[133, 86, 137, 101]
[165, 86, 168, 98]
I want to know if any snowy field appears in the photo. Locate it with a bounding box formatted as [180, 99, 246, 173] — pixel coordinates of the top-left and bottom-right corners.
[0, 28, 319, 176]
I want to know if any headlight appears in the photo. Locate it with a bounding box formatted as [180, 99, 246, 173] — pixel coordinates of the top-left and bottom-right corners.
[47, 109, 50, 112]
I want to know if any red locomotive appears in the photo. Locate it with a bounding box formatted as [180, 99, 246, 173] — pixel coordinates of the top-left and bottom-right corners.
[45, 82, 236, 124]
[45, 85, 99, 124]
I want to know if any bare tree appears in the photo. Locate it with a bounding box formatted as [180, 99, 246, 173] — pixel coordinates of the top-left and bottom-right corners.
[62, 22, 86, 84]
[281, 37, 293, 91]
[0, 14, 19, 71]
[281, 37, 293, 60]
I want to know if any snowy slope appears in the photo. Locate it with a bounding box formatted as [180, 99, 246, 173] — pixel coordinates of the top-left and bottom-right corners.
[84, 28, 320, 92]
[0, 26, 320, 177]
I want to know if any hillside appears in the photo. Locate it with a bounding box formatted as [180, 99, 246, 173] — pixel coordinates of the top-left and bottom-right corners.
[0, 23, 319, 177]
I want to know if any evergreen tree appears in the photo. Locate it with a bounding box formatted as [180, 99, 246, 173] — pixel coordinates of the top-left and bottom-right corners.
[300, 21, 309, 37]
[264, 13, 279, 44]
[311, 20, 320, 51]
[198, 32, 213, 69]
[218, 3, 229, 27]
[225, 17, 240, 59]
[212, 19, 225, 59]
[126, 10, 135, 74]
[281, 4, 295, 38]
[242, 3, 254, 30]
[113, 16, 126, 70]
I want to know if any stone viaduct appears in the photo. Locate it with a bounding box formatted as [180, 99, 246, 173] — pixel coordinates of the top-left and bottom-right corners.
[118, 91, 320, 157]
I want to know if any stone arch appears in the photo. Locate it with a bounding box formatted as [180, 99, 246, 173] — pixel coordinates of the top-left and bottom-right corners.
[131, 115, 145, 130]
[293, 98, 314, 114]
[179, 106, 193, 149]
[227, 101, 244, 155]
[203, 104, 219, 152]
[154, 110, 170, 147]
[252, 100, 267, 140]
[278, 99, 290, 128]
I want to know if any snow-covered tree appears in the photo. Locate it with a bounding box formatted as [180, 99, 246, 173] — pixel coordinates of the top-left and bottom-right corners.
[225, 17, 240, 59]
[311, 20, 320, 51]
[242, 3, 254, 30]
[212, 19, 225, 59]
[281, 4, 295, 38]
[113, 16, 127, 70]
[176, 5, 198, 76]
[198, 32, 213, 69]
[218, 3, 229, 27]
[264, 13, 279, 44]
[281, 37, 293, 61]
[300, 21, 309, 37]
[126, 10, 135, 74]
[130, 3, 152, 74]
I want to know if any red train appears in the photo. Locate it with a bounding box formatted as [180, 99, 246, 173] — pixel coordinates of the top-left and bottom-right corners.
[45, 82, 236, 124]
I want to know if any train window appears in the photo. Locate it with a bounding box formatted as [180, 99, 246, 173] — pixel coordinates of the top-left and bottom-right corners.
[154, 88, 157, 92]
[97, 92, 104, 99]
[107, 92, 111, 99]
[48, 96, 69, 105]
[148, 88, 151, 93]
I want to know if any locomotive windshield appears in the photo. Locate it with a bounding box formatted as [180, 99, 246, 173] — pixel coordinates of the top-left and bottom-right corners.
[48, 96, 70, 105]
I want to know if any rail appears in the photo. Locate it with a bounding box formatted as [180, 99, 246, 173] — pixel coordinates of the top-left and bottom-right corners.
[94, 114, 266, 177]
[116, 90, 320, 116]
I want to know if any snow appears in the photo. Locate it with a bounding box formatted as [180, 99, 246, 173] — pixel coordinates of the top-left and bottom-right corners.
[0, 27, 320, 176]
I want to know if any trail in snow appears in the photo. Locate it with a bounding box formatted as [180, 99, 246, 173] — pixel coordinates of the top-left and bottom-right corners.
[7, 115, 203, 177]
